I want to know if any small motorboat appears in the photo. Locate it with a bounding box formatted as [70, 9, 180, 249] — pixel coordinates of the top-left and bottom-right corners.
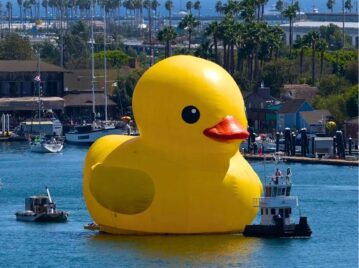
[15, 187, 68, 222]
[30, 135, 64, 153]
[243, 167, 312, 238]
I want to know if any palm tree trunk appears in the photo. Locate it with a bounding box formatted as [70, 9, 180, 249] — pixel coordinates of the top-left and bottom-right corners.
[188, 30, 192, 52]
[320, 52, 324, 78]
[230, 43, 235, 74]
[300, 49, 303, 74]
[311, 43, 315, 84]
[214, 38, 218, 63]
[289, 19, 293, 53]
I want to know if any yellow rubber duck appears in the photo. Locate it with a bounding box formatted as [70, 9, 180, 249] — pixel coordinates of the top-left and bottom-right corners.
[84, 55, 262, 234]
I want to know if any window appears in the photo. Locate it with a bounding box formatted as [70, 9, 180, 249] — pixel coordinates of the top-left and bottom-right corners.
[285, 208, 290, 218]
[265, 208, 268, 215]
[261, 209, 263, 215]
[279, 208, 284, 217]
[271, 208, 276, 215]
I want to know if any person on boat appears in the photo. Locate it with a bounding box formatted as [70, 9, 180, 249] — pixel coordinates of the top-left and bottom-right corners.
[125, 122, 131, 135]
[272, 168, 281, 184]
[286, 168, 292, 182]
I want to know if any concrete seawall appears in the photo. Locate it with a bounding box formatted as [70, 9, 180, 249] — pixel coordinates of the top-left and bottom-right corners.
[244, 154, 359, 167]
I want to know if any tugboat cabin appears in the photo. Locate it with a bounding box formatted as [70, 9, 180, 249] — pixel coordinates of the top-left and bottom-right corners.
[258, 176, 298, 226]
[25, 195, 55, 214]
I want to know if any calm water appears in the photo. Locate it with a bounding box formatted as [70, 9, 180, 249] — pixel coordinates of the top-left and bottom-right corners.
[0, 142, 357, 267]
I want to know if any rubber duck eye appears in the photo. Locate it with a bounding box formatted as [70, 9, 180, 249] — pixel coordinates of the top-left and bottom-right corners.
[182, 105, 200, 124]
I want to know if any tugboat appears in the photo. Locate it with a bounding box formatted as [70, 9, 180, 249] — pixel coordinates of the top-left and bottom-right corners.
[15, 187, 68, 222]
[243, 167, 312, 238]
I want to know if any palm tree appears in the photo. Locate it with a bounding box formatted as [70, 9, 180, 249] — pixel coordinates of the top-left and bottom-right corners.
[6, 1, 12, 32]
[304, 31, 320, 84]
[293, 36, 307, 74]
[205, 21, 220, 63]
[165, 0, 173, 26]
[275, 0, 283, 22]
[345, 0, 353, 12]
[17, 0, 23, 26]
[157, 26, 177, 57]
[178, 13, 199, 52]
[282, 2, 299, 54]
[327, 0, 335, 12]
[194, 1, 201, 18]
[316, 39, 328, 78]
[186, 1, 193, 14]
[215, 0, 223, 16]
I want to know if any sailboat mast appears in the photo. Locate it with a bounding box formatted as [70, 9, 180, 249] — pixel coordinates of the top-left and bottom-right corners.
[104, 5, 108, 122]
[91, 0, 96, 121]
[37, 54, 41, 124]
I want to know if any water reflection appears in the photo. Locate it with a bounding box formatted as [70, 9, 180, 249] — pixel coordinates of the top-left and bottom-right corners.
[88, 233, 260, 266]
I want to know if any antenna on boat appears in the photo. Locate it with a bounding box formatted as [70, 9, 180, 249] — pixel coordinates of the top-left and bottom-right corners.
[46, 186, 53, 203]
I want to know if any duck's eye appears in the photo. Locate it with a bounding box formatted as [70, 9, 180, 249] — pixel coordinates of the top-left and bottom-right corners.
[182, 106, 200, 124]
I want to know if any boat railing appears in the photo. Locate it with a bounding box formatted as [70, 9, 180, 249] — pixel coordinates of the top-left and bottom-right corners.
[253, 196, 298, 207]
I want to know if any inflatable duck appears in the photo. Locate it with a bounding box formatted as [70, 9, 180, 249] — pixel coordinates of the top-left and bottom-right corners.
[84, 55, 262, 234]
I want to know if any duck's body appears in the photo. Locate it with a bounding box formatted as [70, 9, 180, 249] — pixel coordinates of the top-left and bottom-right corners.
[84, 55, 262, 234]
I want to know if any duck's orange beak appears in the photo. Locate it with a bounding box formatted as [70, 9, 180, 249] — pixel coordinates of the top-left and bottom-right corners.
[203, 116, 249, 142]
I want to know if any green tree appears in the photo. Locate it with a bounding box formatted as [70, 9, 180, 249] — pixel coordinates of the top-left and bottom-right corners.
[303, 30, 320, 84]
[186, 1, 193, 14]
[326, 0, 335, 12]
[0, 33, 33, 60]
[194, 0, 201, 17]
[282, 2, 299, 53]
[293, 36, 307, 74]
[317, 74, 349, 95]
[204, 21, 220, 63]
[320, 23, 343, 49]
[157, 26, 177, 58]
[165, 0, 173, 26]
[178, 14, 199, 52]
[316, 39, 328, 78]
[344, 0, 353, 12]
[94, 50, 129, 68]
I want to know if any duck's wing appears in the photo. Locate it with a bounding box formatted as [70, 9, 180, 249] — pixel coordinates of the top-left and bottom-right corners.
[89, 163, 155, 215]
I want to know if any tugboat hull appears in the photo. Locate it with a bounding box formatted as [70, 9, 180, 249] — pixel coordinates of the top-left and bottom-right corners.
[243, 217, 312, 238]
[16, 211, 68, 223]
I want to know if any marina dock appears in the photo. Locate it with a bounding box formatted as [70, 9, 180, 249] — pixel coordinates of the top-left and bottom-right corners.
[244, 154, 359, 166]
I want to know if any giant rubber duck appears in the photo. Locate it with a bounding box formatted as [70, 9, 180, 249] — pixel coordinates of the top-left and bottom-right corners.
[83, 55, 262, 234]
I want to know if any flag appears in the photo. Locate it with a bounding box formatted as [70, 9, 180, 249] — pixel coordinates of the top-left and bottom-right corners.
[34, 75, 41, 82]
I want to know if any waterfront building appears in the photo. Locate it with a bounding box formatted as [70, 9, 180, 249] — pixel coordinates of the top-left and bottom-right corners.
[281, 21, 359, 47]
[0, 60, 65, 126]
[63, 69, 123, 122]
[299, 109, 332, 134]
[281, 84, 319, 104]
[276, 99, 314, 131]
[244, 85, 281, 132]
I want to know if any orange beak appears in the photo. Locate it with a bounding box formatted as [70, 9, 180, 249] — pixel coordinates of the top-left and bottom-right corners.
[203, 116, 249, 142]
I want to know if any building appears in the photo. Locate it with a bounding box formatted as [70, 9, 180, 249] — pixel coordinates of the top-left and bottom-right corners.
[244, 85, 281, 132]
[281, 21, 359, 47]
[0, 60, 65, 126]
[277, 99, 314, 131]
[299, 109, 332, 134]
[63, 69, 126, 122]
[0, 60, 65, 98]
[281, 84, 319, 104]
[344, 116, 358, 141]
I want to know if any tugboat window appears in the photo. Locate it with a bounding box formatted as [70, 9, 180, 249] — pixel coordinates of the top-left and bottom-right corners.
[271, 208, 275, 215]
[281, 188, 286, 195]
[279, 208, 284, 217]
[285, 209, 290, 218]
[265, 208, 268, 215]
[261, 209, 263, 215]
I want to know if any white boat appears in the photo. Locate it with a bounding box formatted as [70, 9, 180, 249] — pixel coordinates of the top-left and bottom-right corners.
[15, 187, 68, 222]
[65, 123, 127, 144]
[30, 135, 64, 153]
[29, 55, 64, 153]
[243, 165, 312, 238]
[64, 6, 131, 145]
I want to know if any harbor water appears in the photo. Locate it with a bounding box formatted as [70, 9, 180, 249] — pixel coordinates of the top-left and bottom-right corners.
[0, 142, 357, 267]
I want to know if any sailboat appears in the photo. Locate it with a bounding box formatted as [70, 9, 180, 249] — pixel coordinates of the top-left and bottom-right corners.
[65, 2, 127, 145]
[30, 55, 64, 153]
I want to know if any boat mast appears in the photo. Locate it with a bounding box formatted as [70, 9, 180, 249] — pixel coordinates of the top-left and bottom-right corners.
[103, 4, 108, 122]
[36, 54, 41, 126]
[91, 0, 96, 122]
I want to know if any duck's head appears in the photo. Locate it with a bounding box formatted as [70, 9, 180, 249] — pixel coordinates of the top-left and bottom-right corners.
[133, 55, 249, 158]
